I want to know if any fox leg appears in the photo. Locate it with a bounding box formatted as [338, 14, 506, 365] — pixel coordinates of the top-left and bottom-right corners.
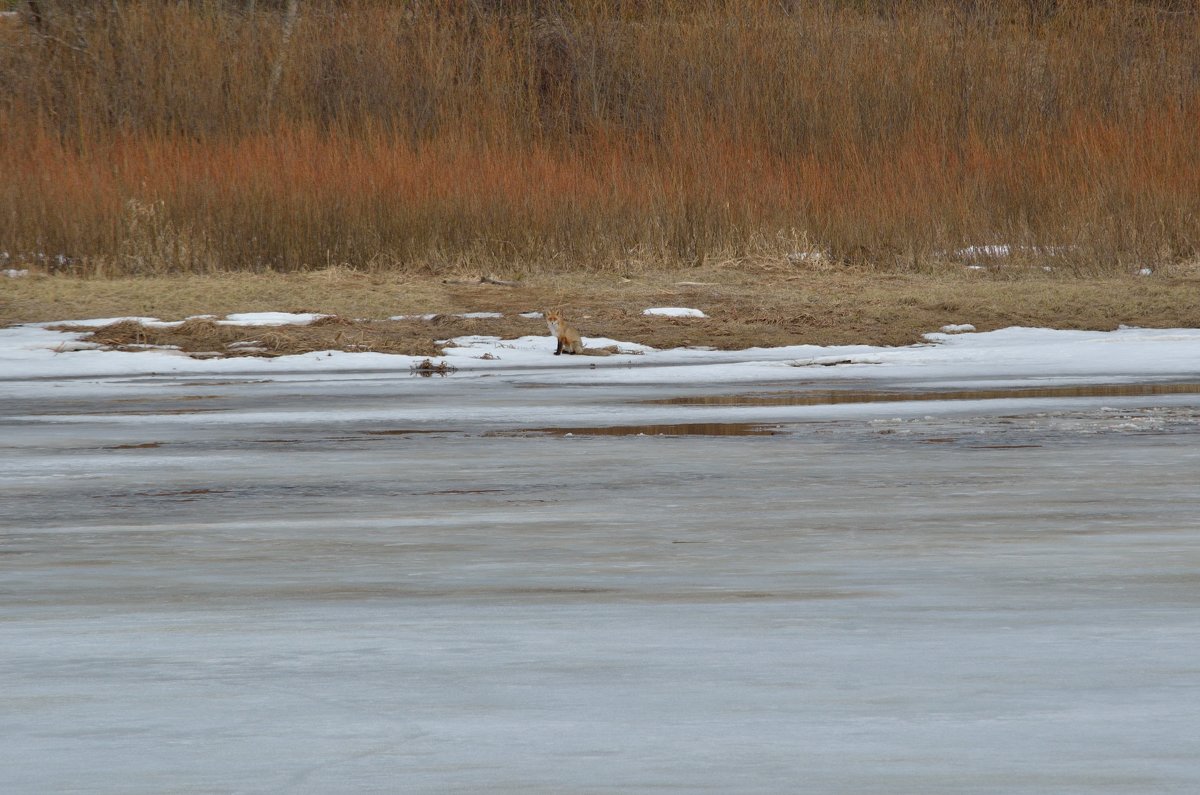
[555, 338, 563, 355]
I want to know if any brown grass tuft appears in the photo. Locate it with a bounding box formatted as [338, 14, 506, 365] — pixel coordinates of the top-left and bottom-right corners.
[308, 314, 356, 327]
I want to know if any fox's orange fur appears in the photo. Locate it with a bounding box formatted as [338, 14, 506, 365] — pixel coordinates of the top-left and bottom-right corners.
[545, 309, 585, 355]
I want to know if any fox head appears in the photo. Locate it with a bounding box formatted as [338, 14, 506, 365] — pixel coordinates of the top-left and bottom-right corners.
[544, 309, 564, 325]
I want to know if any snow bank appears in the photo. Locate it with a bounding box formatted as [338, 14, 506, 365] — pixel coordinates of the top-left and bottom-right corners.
[2, 317, 1198, 388]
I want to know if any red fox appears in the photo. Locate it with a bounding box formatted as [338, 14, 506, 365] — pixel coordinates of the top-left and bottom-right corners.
[545, 309, 584, 354]
[544, 310, 615, 356]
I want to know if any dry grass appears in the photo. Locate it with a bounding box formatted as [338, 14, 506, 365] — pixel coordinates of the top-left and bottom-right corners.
[8, 265, 1199, 356]
[2, 1, 1199, 274]
[75, 315, 448, 358]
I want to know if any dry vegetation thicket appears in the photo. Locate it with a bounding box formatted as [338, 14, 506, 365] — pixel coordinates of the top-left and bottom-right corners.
[2, 0, 1199, 276]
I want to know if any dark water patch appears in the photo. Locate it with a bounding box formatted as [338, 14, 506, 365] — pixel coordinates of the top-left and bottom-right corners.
[131, 488, 232, 501]
[490, 423, 781, 437]
[968, 444, 1043, 449]
[59, 407, 229, 416]
[646, 382, 1200, 407]
[364, 429, 456, 436]
[112, 395, 221, 403]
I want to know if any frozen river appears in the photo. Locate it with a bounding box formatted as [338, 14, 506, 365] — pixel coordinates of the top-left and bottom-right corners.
[3, 354, 1200, 793]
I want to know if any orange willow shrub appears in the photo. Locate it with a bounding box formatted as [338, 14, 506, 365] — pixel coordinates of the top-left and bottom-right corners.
[1, 0, 1198, 272]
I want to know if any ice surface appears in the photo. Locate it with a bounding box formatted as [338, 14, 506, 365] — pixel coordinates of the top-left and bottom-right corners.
[3, 320, 1200, 793]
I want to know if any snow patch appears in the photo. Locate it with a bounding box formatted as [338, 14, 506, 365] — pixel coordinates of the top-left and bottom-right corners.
[957, 245, 1012, 259]
[954, 245, 1070, 262]
[940, 324, 976, 334]
[30, 316, 169, 329]
[390, 312, 507, 321]
[217, 312, 328, 326]
[52, 340, 106, 352]
[786, 249, 828, 265]
[643, 307, 707, 318]
[3, 268, 29, 278]
[389, 313, 441, 321]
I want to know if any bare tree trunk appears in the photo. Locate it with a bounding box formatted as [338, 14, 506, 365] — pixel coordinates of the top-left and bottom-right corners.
[262, 0, 299, 126]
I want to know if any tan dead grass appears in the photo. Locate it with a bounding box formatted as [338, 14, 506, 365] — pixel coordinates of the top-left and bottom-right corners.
[7, 265, 1199, 357]
[70, 315, 450, 358]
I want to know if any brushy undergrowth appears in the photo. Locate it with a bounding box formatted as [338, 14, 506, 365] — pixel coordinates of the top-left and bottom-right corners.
[2, 0, 1199, 275]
